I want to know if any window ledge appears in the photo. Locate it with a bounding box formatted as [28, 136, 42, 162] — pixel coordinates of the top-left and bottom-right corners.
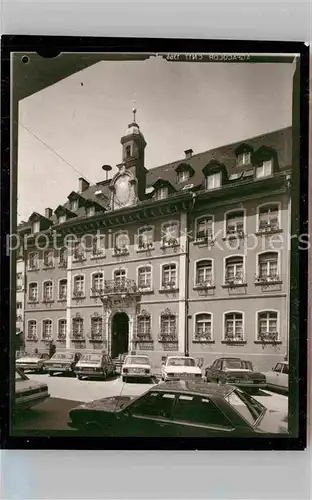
[113, 251, 129, 257]
[159, 288, 179, 294]
[158, 339, 178, 344]
[160, 243, 180, 250]
[42, 300, 54, 304]
[26, 338, 39, 342]
[221, 340, 247, 345]
[192, 339, 215, 344]
[136, 247, 155, 253]
[70, 338, 86, 343]
[222, 234, 245, 241]
[73, 258, 87, 263]
[194, 285, 216, 291]
[56, 338, 66, 342]
[254, 280, 283, 286]
[222, 283, 247, 289]
[90, 254, 106, 260]
[138, 288, 154, 295]
[57, 298, 67, 302]
[133, 338, 154, 343]
[72, 295, 86, 300]
[254, 340, 282, 345]
[255, 229, 283, 236]
[193, 238, 215, 246]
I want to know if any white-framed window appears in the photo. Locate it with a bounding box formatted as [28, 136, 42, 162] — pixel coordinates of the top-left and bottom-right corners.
[16, 302, 22, 321]
[28, 252, 39, 270]
[195, 260, 213, 287]
[73, 275, 85, 297]
[224, 312, 244, 341]
[137, 312, 151, 338]
[43, 250, 54, 268]
[91, 272, 104, 293]
[195, 216, 213, 241]
[33, 221, 40, 234]
[59, 247, 68, 267]
[113, 268, 126, 287]
[91, 316, 103, 338]
[258, 204, 279, 232]
[71, 199, 78, 211]
[92, 234, 105, 256]
[258, 252, 279, 280]
[137, 226, 154, 250]
[225, 256, 244, 284]
[114, 232, 129, 255]
[58, 279, 67, 300]
[17, 301, 22, 311]
[58, 319, 67, 340]
[86, 206, 95, 217]
[156, 187, 168, 200]
[195, 313, 212, 341]
[72, 241, 86, 261]
[257, 311, 279, 342]
[17, 272, 23, 290]
[256, 159, 273, 179]
[27, 320, 37, 339]
[161, 221, 179, 247]
[161, 263, 177, 289]
[225, 210, 245, 236]
[138, 266, 152, 290]
[206, 172, 221, 191]
[72, 317, 84, 338]
[43, 281, 53, 301]
[29, 282, 38, 302]
[58, 215, 66, 224]
[42, 319, 52, 340]
[237, 151, 251, 166]
[177, 170, 190, 183]
[160, 310, 177, 340]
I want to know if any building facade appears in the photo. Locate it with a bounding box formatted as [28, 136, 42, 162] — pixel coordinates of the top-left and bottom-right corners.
[16, 253, 26, 350]
[19, 116, 292, 371]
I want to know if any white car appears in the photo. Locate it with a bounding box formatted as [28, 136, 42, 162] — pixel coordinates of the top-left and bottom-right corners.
[14, 367, 50, 411]
[161, 355, 202, 381]
[121, 355, 152, 382]
[264, 361, 288, 393]
[16, 351, 50, 373]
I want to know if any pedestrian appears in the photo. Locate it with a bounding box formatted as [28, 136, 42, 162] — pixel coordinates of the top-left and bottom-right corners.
[34, 348, 39, 354]
[49, 340, 56, 358]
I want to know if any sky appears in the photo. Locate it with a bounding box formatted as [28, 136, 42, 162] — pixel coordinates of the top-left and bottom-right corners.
[17, 57, 295, 222]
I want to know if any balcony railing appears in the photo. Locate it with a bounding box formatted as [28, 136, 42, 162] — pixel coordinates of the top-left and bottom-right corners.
[91, 279, 139, 298]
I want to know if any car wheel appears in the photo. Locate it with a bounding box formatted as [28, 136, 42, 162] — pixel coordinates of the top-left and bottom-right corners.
[77, 375, 82, 380]
[102, 371, 107, 381]
[49, 372, 54, 377]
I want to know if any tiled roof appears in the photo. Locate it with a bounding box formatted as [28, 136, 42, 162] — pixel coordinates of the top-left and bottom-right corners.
[21, 126, 292, 227]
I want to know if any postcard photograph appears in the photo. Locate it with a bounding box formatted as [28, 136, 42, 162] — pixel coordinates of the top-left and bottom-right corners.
[6, 45, 307, 447]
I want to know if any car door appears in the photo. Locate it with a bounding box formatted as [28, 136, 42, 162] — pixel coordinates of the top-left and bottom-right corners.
[120, 391, 177, 437]
[278, 364, 288, 390]
[171, 394, 236, 437]
[207, 360, 221, 382]
[267, 363, 283, 388]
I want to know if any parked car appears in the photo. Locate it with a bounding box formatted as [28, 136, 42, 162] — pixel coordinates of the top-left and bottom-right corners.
[112, 353, 128, 375]
[264, 361, 288, 394]
[121, 354, 152, 382]
[75, 352, 115, 380]
[204, 357, 266, 394]
[68, 380, 287, 436]
[14, 367, 50, 411]
[44, 350, 81, 376]
[161, 355, 202, 381]
[16, 351, 50, 373]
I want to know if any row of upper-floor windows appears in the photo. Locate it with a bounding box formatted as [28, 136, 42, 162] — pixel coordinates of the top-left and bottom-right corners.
[25, 203, 284, 269]
[25, 310, 280, 344]
[26, 252, 281, 302]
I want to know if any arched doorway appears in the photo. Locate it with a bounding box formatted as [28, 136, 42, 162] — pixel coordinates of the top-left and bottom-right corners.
[111, 312, 129, 358]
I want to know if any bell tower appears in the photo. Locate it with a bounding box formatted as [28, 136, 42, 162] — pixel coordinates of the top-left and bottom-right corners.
[120, 109, 147, 201]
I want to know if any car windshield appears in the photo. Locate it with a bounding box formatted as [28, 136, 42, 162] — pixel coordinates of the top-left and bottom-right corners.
[223, 359, 252, 370]
[167, 358, 196, 367]
[125, 356, 149, 365]
[225, 388, 265, 426]
[52, 353, 74, 360]
[24, 352, 41, 358]
[80, 354, 102, 362]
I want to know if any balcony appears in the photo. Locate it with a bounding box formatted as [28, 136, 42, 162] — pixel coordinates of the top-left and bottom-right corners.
[91, 279, 139, 298]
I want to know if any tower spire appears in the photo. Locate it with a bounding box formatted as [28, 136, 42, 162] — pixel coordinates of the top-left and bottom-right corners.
[132, 107, 137, 123]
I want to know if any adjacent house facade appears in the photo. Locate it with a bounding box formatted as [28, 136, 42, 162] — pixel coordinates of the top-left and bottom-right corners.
[19, 116, 292, 371]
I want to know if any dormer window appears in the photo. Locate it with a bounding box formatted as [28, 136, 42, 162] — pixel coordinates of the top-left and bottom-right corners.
[86, 206, 95, 217]
[237, 152, 251, 166]
[206, 172, 221, 191]
[177, 170, 190, 183]
[71, 200, 78, 211]
[33, 221, 40, 234]
[156, 187, 168, 200]
[58, 215, 66, 224]
[256, 159, 273, 179]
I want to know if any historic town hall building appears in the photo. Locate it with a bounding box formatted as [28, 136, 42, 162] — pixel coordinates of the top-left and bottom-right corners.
[17, 114, 292, 370]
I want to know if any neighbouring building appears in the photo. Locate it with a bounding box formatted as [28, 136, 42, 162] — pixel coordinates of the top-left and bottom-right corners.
[16, 243, 26, 350]
[18, 113, 292, 371]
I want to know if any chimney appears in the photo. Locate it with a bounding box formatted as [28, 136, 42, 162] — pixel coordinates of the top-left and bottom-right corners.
[184, 149, 193, 159]
[79, 177, 90, 192]
[45, 207, 53, 219]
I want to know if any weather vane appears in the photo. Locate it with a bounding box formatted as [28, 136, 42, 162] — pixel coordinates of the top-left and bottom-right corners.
[132, 95, 137, 123]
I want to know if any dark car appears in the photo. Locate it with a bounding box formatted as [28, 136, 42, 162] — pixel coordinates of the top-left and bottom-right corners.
[68, 380, 287, 436]
[44, 350, 81, 376]
[205, 357, 266, 394]
[75, 352, 116, 380]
